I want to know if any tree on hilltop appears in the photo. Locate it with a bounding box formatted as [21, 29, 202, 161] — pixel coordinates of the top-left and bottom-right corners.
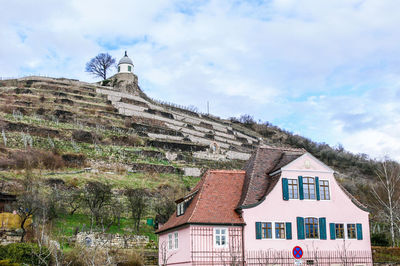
[85, 53, 115, 80]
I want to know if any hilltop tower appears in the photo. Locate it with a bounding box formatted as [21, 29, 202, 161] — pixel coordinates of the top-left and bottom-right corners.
[118, 51, 134, 73]
[110, 51, 140, 95]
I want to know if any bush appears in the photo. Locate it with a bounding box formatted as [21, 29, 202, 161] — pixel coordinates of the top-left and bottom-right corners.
[62, 153, 86, 167]
[0, 243, 50, 265]
[0, 148, 64, 170]
[371, 232, 390, 246]
[0, 260, 20, 266]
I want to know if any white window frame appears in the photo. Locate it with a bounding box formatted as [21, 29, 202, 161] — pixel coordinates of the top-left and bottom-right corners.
[261, 222, 273, 239]
[168, 233, 173, 250]
[174, 231, 178, 249]
[274, 222, 286, 239]
[303, 176, 316, 200]
[214, 227, 228, 248]
[168, 231, 179, 250]
[319, 180, 330, 200]
[177, 202, 184, 216]
[346, 223, 357, 239]
[288, 179, 299, 199]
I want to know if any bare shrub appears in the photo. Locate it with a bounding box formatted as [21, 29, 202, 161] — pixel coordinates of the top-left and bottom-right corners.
[0, 149, 64, 170]
[62, 153, 86, 167]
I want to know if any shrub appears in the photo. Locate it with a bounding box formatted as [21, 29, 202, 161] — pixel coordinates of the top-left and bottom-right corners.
[0, 149, 64, 170]
[62, 153, 86, 167]
[371, 232, 390, 246]
[0, 260, 20, 266]
[0, 243, 50, 265]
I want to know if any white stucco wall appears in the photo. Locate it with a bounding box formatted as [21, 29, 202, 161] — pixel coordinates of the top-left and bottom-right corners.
[118, 63, 133, 73]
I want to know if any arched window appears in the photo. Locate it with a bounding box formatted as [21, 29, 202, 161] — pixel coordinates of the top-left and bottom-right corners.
[305, 217, 319, 238]
[303, 177, 315, 199]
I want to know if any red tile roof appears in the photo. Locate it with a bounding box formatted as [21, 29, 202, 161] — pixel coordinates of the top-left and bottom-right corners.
[156, 170, 246, 234]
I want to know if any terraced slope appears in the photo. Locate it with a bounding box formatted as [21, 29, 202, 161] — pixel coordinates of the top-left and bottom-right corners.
[0, 76, 263, 176]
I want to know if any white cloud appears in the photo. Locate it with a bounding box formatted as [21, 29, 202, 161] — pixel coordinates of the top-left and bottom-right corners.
[1, 0, 400, 160]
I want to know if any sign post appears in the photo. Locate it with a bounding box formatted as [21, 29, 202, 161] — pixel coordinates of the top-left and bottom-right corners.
[292, 246, 303, 265]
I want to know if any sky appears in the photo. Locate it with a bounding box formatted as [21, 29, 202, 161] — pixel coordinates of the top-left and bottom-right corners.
[1, 0, 400, 161]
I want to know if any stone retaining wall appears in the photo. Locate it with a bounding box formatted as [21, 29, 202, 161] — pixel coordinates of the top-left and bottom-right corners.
[76, 232, 154, 249]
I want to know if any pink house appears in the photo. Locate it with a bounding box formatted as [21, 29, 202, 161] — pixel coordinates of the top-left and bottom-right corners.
[156, 146, 372, 265]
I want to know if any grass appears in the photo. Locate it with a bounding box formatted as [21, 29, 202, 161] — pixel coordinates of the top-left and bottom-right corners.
[0, 169, 200, 191]
[53, 213, 158, 243]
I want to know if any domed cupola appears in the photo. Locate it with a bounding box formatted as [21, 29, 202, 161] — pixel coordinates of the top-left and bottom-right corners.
[118, 51, 134, 73]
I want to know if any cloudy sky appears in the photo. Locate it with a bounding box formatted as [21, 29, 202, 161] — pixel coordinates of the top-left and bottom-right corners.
[1, 0, 400, 160]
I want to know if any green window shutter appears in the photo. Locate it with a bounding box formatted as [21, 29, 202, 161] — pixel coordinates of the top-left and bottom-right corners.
[298, 176, 304, 200]
[282, 178, 289, 200]
[319, 218, 327, 240]
[315, 177, 320, 200]
[297, 217, 305, 240]
[128, 65, 132, 72]
[286, 222, 292, 240]
[356, 224, 363, 240]
[256, 222, 262, 239]
[330, 223, 336, 240]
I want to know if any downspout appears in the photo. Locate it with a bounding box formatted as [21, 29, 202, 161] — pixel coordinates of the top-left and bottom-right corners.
[241, 225, 245, 266]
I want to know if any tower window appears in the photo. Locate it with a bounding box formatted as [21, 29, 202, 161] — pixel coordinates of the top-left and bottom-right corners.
[128, 65, 132, 72]
[118, 66, 120, 72]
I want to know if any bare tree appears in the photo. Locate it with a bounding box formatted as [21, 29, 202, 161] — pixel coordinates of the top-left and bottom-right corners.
[82, 181, 112, 230]
[125, 188, 149, 232]
[85, 53, 116, 80]
[370, 159, 400, 246]
[15, 172, 47, 242]
[159, 240, 175, 266]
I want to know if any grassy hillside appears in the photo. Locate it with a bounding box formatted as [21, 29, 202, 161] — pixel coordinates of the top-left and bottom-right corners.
[0, 75, 391, 263]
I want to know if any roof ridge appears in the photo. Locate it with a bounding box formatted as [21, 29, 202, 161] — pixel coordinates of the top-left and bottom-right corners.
[188, 170, 210, 223]
[243, 146, 262, 203]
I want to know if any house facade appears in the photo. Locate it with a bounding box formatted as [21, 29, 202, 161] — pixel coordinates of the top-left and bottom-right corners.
[156, 147, 372, 265]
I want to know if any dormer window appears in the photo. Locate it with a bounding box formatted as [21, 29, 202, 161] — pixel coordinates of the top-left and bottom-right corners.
[175, 190, 198, 217]
[177, 202, 185, 216]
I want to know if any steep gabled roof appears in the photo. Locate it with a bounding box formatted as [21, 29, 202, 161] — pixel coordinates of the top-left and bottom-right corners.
[238, 146, 305, 208]
[156, 170, 246, 234]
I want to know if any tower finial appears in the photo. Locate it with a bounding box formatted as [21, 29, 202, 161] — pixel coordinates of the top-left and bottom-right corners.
[124, 51, 127, 56]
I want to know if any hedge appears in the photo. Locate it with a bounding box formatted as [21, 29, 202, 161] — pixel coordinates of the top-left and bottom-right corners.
[0, 243, 50, 265]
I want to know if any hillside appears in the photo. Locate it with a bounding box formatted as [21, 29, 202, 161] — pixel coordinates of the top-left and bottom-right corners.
[0, 74, 379, 201]
[0, 74, 384, 263]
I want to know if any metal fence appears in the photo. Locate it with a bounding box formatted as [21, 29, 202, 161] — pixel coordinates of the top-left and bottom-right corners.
[246, 250, 373, 265]
[191, 249, 373, 265]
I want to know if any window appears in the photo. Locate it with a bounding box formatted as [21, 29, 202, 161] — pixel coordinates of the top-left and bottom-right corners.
[275, 223, 286, 239]
[305, 218, 319, 238]
[174, 232, 178, 249]
[168, 232, 178, 250]
[118, 66, 120, 72]
[128, 65, 132, 72]
[335, 224, 344, 239]
[303, 177, 316, 200]
[347, 224, 356, 239]
[288, 179, 298, 199]
[319, 180, 330, 200]
[261, 222, 272, 239]
[168, 233, 173, 250]
[215, 228, 227, 247]
[176, 202, 185, 216]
